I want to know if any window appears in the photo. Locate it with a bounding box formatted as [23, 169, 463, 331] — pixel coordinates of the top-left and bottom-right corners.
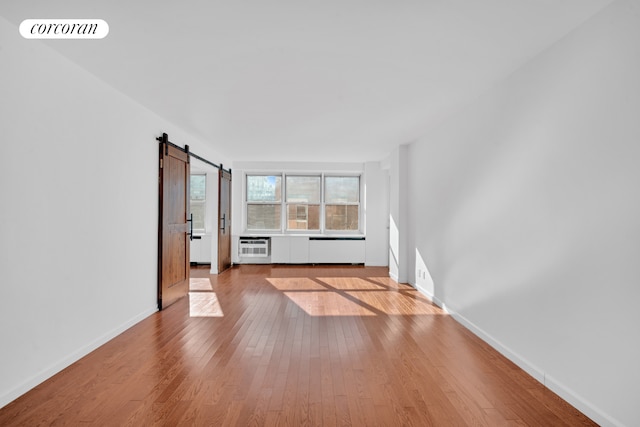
[245, 172, 361, 233]
[286, 176, 320, 230]
[325, 176, 359, 231]
[246, 175, 282, 230]
[190, 174, 206, 232]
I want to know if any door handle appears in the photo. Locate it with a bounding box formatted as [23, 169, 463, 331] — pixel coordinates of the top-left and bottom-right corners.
[187, 213, 194, 241]
[186, 214, 202, 240]
[220, 213, 226, 231]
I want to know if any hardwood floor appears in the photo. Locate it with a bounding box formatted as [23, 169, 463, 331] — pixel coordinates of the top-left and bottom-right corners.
[0, 265, 595, 426]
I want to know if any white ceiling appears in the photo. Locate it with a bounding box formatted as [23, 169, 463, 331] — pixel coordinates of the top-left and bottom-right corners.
[2, 0, 613, 163]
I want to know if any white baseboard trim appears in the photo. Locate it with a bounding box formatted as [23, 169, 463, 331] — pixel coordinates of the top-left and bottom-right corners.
[445, 304, 546, 384]
[389, 271, 399, 282]
[365, 262, 390, 267]
[414, 282, 435, 301]
[544, 373, 623, 427]
[411, 281, 622, 427]
[0, 306, 158, 409]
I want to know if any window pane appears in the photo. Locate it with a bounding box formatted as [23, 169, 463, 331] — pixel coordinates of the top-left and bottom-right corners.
[286, 176, 320, 203]
[191, 201, 205, 231]
[247, 204, 281, 230]
[325, 205, 359, 230]
[190, 175, 206, 200]
[190, 175, 206, 231]
[287, 204, 319, 230]
[247, 175, 281, 202]
[325, 176, 359, 203]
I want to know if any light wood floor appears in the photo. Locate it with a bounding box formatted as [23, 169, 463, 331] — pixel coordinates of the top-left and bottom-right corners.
[0, 265, 595, 426]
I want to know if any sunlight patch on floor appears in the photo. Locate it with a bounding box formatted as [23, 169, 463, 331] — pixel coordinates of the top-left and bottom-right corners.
[345, 291, 443, 315]
[365, 276, 410, 289]
[317, 277, 386, 290]
[266, 275, 443, 317]
[284, 291, 376, 316]
[266, 277, 328, 291]
[189, 292, 224, 317]
[189, 277, 213, 291]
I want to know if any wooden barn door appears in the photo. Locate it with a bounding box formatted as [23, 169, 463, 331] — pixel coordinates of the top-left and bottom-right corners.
[218, 169, 232, 273]
[158, 138, 190, 310]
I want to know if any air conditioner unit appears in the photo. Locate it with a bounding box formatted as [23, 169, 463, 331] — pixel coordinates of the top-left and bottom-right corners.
[238, 237, 270, 257]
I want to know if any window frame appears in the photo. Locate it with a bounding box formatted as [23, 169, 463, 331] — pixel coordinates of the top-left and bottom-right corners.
[190, 173, 207, 233]
[245, 174, 284, 232]
[243, 171, 362, 235]
[285, 174, 321, 233]
[323, 174, 361, 232]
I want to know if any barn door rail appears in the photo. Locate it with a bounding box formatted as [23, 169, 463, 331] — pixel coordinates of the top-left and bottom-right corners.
[156, 133, 231, 174]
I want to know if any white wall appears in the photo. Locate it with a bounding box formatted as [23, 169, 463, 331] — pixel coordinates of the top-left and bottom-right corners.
[388, 146, 409, 282]
[0, 16, 228, 407]
[405, 1, 640, 425]
[364, 161, 389, 266]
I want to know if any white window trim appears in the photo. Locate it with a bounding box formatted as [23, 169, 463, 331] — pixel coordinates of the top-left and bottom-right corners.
[190, 173, 207, 233]
[323, 174, 362, 234]
[245, 173, 283, 233]
[244, 171, 363, 235]
[285, 174, 321, 233]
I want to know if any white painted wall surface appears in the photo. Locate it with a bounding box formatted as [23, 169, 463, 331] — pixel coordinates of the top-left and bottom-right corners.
[364, 161, 389, 266]
[388, 146, 409, 282]
[0, 16, 228, 408]
[406, 1, 640, 425]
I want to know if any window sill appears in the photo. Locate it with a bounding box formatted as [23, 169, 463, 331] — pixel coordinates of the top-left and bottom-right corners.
[240, 232, 365, 239]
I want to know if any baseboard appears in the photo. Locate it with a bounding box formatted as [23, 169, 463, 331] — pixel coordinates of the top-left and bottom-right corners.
[445, 304, 546, 384]
[389, 271, 399, 282]
[0, 306, 158, 409]
[544, 373, 623, 427]
[414, 282, 435, 302]
[411, 281, 621, 427]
